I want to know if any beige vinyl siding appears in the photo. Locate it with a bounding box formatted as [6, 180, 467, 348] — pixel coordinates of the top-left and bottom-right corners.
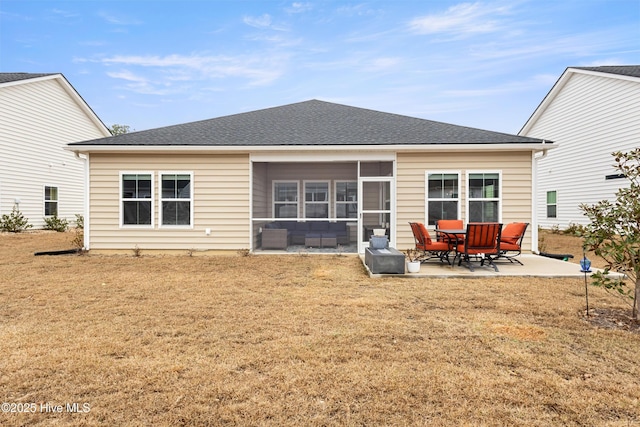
[89, 153, 250, 251]
[396, 151, 533, 251]
[523, 71, 640, 228]
[0, 77, 108, 227]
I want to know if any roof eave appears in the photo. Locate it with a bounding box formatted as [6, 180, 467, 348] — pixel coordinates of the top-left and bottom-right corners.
[65, 142, 554, 155]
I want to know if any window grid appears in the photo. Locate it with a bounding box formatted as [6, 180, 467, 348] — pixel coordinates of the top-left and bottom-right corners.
[426, 172, 460, 226]
[44, 186, 58, 217]
[273, 181, 299, 219]
[120, 172, 153, 227]
[546, 190, 557, 218]
[468, 171, 501, 223]
[160, 172, 193, 227]
[304, 181, 330, 218]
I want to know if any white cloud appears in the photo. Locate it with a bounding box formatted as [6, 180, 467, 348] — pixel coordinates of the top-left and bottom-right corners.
[408, 2, 511, 36]
[52, 8, 79, 19]
[243, 14, 288, 31]
[286, 2, 313, 14]
[96, 53, 288, 91]
[369, 57, 401, 71]
[98, 11, 142, 26]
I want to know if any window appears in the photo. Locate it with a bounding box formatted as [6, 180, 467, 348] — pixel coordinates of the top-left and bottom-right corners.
[121, 173, 153, 226]
[273, 181, 298, 218]
[468, 172, 501, 222]
[335, 181, 357, 219]
[44, 186, 58, 216]
[304, 181, 329, 218]
[546, 191, 557, 218]
[426, 172, 460, 226]
[161, 173, 192, 226]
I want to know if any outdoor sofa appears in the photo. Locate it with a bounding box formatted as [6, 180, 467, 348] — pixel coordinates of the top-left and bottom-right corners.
[263, 221, 350, 249]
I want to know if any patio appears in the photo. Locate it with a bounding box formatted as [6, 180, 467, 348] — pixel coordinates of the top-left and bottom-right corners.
[362, 253, 598, 278]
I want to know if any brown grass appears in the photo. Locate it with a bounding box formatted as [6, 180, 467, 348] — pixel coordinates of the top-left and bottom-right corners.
[1, 231, 639, 426]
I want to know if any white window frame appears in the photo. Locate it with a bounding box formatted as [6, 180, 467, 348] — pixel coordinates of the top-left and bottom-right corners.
[466, 170, 502, 223]
[425, 171, 461, 226]
[304, 180, 330, 219]
[334, 181, 357, 219]
[43, 185, 59, 217]
[273, 180, 299, 219]
[120, 171, 154, 228]
[159, 171, 194, 228]
[546, 190, 557, 219]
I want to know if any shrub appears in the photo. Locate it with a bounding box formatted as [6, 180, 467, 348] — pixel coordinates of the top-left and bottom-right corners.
[75, 214, 84, 229]
[564, 222, 586, 236]
[70, 214, 85, 250]
[43, 214, 69, 232]
[0, 207, 33, 233]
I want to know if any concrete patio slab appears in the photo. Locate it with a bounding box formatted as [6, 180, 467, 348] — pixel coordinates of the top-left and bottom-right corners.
[362, 254, 599, 278]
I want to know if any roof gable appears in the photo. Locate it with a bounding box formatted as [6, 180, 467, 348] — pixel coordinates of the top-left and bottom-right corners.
[70, 99, 545, 148]
[520, 65, 640, 135]
[0, 73, 110, 137]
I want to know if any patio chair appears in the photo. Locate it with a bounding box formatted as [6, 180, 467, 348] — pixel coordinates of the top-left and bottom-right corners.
[262, 228, 289, 250]
[409, 222, 452, 264]
[435, 219, 465, 245]
[455, 223, 502, 272]
[498, 222, 529, 265]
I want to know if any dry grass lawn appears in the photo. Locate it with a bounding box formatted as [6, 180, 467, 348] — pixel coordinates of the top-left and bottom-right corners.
[1, 231, 639, 426]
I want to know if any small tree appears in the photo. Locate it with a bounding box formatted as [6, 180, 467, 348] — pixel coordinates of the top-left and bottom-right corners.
[0, 206, 33, 233]
[110, 124, 130, 136]
[581, 148, 640, 320]
[43, 214, 69, 232]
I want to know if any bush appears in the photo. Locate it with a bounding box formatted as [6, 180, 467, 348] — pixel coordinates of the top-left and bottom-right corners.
[564, 222, 586, 236]
[71, 214, 85, 249]
[43, 214, 69, 232]
[75, 214, 84, 230]
[0, 207, 33, 233]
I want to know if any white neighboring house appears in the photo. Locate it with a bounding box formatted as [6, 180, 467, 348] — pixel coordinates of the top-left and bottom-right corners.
[520, 65, 640, 229]
[0, 73, 111, 229]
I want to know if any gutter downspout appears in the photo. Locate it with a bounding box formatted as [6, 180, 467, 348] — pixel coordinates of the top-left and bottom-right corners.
[74, 151, 90, 250]
[531, 140, 548, 254]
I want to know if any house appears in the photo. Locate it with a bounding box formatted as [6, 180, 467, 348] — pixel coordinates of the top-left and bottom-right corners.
[519, 65, 640, 229]
[66, 100, 552, 254]
[0, 73, 111, 229]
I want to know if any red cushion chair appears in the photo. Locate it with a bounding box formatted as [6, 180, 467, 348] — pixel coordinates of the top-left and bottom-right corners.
[409, 222, 451, 264]
[455, 223, 502, 272]
[435, 219, 465, 244]
[499, 222, 529, 265]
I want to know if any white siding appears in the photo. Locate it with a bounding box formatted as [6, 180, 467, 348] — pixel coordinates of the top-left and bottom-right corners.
[0, 76, 109, 228]
[522, 71, 640, 229]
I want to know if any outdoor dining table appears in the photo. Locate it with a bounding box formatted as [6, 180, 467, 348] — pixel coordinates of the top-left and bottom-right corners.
[434, 228, 467, 266]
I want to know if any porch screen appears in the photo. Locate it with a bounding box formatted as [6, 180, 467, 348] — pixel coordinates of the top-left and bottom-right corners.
[336, 181, 357, 218]
[305, 182, 329, 218]
[274, 182, 298, 218]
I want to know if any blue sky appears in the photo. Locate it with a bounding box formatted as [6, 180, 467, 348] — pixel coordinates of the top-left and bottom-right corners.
[1, 1, 639, 134]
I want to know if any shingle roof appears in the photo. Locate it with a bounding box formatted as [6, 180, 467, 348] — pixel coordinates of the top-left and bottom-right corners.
[0, 73, 57, 84]
[572, 65, 640, 78]
[70, 100, 546, 147]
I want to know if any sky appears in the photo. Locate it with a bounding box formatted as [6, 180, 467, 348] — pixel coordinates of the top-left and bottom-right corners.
[1, 0, 639, 135]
